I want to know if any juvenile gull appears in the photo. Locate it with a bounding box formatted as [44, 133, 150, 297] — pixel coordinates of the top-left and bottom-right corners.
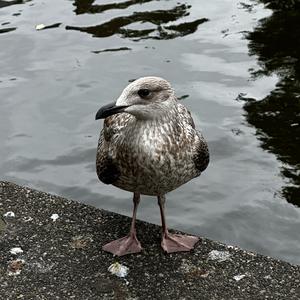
[95, 76, 209, 256]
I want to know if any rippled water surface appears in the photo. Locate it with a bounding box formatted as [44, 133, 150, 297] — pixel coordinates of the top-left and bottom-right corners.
[1, 0, 299, 264]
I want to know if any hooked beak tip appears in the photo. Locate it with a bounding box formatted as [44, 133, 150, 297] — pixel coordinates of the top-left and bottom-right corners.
[95, 102, 129, 120]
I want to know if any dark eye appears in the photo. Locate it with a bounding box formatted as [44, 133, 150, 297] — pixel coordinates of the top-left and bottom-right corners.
[138, 88, 150, 98]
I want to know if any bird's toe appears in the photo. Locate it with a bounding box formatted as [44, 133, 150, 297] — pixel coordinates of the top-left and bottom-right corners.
[161, 233, 199, 253]
[102, 234, 142, 256]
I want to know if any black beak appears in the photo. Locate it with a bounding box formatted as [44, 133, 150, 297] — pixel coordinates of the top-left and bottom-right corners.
[95, 102, 129, 120]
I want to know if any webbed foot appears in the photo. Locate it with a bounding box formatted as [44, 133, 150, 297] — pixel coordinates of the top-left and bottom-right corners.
[102, 232, 142, 256]
[161, 233, 199, 253]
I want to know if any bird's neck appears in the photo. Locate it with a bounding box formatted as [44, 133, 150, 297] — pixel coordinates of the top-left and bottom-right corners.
[135, 104, 178, 124]
[122, 110, 179, 140]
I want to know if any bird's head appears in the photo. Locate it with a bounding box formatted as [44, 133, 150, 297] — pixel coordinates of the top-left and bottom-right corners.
[95, 77, 176, 121]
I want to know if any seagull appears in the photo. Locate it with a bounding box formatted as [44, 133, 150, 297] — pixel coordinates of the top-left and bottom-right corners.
[95, 76, 209, 256]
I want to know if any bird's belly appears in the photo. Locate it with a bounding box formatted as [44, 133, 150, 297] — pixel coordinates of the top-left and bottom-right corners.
[113, 148, 200, 195]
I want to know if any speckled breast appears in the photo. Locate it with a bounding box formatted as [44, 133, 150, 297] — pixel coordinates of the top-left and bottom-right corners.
[111, 122, 201, 195]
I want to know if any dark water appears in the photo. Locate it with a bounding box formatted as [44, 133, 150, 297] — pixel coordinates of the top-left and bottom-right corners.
[0, 0, 299, 264]
[242, 1, 300, 207]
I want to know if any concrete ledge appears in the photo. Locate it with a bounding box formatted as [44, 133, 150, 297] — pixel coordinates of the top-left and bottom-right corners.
[0, 181, 299, 299]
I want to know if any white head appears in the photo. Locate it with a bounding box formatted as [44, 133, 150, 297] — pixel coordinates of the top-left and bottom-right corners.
[95, 77, 176, 121]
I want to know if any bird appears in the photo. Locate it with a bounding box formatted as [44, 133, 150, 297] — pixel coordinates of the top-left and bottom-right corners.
[95, 76, 209, 256]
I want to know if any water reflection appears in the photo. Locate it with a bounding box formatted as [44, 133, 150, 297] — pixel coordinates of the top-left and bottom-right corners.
[0, 0, 24, 9]
[92, 47, 131, 54]
[242, 1, 300, 206]
[0, 27, 16, 34]
[73, 0, 154, 14]
[67, 1, 208, 40]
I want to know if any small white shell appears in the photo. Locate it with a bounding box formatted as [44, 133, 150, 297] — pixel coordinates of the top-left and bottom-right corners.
[50, 214, 59, 222]
[233, 274, 246, 281]
[108, 262, 129, 278]
[3, 211, 15, 217]
[10, 247, 24, 255]
[208, 250, 231, 262]
[8, 269, 21, 276]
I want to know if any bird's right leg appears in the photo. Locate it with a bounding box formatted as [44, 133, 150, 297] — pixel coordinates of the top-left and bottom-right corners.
[158, 195, 199, 253]
[102, 192, 142, 256]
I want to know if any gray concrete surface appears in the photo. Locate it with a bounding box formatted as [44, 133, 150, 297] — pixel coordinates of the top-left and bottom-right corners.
[0, 181, 299, 300]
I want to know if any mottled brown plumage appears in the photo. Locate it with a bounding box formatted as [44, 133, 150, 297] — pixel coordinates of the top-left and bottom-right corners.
[95, 76, 209, 256]
[96, 103, 208, 194]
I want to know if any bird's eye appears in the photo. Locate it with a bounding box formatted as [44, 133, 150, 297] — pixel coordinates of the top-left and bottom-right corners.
[138, 89, 150, 98]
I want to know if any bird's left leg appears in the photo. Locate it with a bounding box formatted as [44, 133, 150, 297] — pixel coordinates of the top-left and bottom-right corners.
[102, 192, 142, 256]
[158, 195, 199, 253]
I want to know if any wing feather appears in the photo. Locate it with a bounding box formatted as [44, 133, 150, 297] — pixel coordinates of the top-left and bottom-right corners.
[96, 113, 132, 184]
[177, 102, 195, 129]
[177, 102, 209, 172]
[194, 133, 209, 172]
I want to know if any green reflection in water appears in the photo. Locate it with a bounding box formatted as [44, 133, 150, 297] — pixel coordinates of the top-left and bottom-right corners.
[67, 1, 208, 40]
[242, 1, 300, 206]
[0, 0, 25, 9]
[73, 0, 155, 15]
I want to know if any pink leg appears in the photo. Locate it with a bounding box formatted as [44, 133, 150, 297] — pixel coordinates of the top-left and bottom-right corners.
[158, 195, 199, 253]
[102, 192, 142, 256]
